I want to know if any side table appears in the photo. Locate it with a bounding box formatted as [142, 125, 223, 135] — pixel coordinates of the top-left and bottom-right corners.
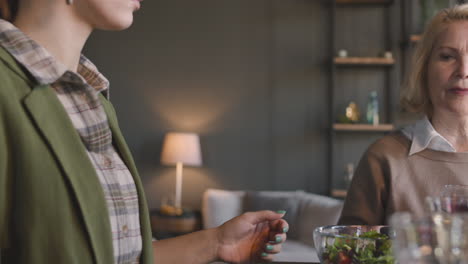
[150, 209, 201, 239]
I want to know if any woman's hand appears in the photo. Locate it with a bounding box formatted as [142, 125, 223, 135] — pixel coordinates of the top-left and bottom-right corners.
[215, 210, 288, 263]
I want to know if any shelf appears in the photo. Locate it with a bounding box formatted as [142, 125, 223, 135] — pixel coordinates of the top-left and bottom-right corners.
[336, 0, 393, 5]
[328, 0, 395, 202]
[331, 189, 347, 198]
[410, 34, 421, 43]
[333, 123, 394, 132]
[334, 57, 395, 66]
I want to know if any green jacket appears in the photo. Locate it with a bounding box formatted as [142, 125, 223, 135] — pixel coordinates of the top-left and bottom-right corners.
[0, 46, 154, 264]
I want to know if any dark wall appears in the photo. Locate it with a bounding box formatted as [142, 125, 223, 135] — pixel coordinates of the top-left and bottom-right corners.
[84, 0, 400, 209]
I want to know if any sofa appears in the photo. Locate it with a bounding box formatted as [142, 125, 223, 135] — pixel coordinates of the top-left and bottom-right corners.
[202, 189, 344, 263]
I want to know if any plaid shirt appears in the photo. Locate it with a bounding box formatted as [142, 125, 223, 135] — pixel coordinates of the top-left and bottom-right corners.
[0, 20, 142, 263]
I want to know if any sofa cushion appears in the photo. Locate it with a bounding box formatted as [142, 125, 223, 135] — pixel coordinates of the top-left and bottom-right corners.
[296, 192, 343, 247]
[243, 190, 304, 239]
[202, 189, 245, 229]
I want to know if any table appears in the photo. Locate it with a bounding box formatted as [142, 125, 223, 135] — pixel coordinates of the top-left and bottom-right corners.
[272, 262, 318, 264]
[150, 209, 201, 239]
[212, 262, 317, 264]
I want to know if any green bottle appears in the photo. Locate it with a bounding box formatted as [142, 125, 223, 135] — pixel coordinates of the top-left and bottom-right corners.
[366, 91, 379, 125]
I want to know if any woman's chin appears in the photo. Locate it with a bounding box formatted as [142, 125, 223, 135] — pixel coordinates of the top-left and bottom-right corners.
[97, 17, 134, 31]
[432, 99, 468, 118]
[442, 106, 468, 117]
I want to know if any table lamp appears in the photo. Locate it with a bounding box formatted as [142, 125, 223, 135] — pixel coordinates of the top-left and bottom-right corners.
[160, 132, 202, 213]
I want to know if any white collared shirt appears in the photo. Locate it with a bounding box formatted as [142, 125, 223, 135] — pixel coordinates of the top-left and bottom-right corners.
[401, 116, 457, 155]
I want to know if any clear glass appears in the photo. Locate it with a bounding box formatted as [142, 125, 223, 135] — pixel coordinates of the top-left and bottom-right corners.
[390, 212, 468, 264]
[442, 185, 468, 198]
[426, 185, 468, 213]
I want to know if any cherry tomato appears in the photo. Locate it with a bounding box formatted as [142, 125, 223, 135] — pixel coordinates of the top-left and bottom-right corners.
[337, 252, 351, 264]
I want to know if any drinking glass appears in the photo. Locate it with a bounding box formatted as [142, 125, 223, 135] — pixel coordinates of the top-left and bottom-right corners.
[440, 185, 468, 213]
[390, 212, 438, 264]
[390, 212, 468, 264]
[428, 185, 468, 213]
[426, 196, 468, 213]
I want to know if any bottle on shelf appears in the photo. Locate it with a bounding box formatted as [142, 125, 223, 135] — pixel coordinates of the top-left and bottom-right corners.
[366, 91, 379, 125]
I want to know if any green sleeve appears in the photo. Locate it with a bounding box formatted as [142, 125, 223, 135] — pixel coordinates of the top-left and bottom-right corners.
[0, 97, 11, 249]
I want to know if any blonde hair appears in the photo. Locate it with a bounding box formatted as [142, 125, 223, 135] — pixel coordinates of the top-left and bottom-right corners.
[400, 4, 468, 117]
[0, 0, 17, 21]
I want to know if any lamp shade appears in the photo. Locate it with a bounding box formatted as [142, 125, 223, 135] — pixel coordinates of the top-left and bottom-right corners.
[160, 132, 202, 166]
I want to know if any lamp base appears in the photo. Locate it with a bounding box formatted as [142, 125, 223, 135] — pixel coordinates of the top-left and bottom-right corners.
[151, 208, 201, 239]
[159, 204, 183, 216]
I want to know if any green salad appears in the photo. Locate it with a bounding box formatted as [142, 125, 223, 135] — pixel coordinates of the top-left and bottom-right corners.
[322, 230, 395, 264]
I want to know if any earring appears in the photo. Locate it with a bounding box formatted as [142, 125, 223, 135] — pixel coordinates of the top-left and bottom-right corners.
[66, 0, 73, 5]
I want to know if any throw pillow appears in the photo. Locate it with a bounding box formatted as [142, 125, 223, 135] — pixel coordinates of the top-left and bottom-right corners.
[296, 192, 343, 247]
[243, 190, 304, 239]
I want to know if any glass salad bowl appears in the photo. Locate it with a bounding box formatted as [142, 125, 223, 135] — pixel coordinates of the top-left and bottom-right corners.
[313, 225, 394, 264]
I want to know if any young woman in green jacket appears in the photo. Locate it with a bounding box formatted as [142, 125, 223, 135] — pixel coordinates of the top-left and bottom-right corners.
[0, 0, 288, 263]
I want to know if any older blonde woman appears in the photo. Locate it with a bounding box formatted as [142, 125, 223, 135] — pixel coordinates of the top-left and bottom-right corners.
[0, 0, 287, 263]
[339, 4, 468, 225]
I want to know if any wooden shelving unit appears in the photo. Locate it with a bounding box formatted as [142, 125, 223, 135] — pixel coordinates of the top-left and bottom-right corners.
[334, 57, 395, 66]
[327, 0, 395, 197]
[333, 123, 394, 132]
[331, 189, 347, 199]
[410, 34, 421, 43]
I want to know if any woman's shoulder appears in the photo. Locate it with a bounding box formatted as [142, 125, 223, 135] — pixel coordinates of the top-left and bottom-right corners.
[0, 47, 29, 78]
[366, 131, 410, 159]
[0, 46, 35, 97]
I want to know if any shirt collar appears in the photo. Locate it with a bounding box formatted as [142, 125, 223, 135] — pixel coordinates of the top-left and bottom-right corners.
[77, 55, 110, 97]
[402, 115, 456, 155]
[0, 19, 109, 98]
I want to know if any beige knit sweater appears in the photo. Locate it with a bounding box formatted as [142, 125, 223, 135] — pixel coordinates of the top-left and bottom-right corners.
[338, 131, 468, 225]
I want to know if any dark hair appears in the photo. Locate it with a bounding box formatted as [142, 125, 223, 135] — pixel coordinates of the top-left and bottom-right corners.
[0, 0, 18, 21]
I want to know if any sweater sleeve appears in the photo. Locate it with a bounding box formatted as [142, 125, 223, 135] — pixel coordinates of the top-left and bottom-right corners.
[337, 148, 390, 225]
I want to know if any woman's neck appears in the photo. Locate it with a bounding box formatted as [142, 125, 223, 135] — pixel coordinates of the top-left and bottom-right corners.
[431, 111, 468, 152]
[13, 2, 92, 72]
